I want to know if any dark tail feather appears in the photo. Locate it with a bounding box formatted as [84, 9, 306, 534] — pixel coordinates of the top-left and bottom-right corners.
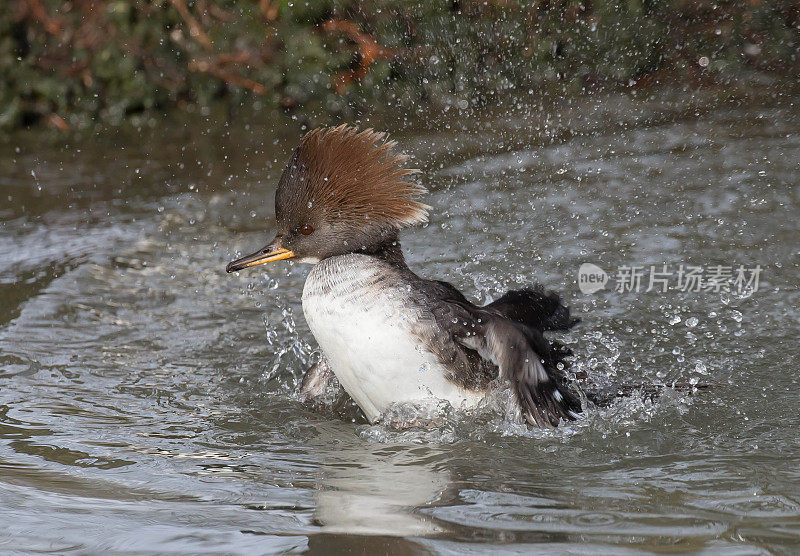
[486, 286, 579, 332]
[583, 381, 718, 407]
[515, 324, 582, 426]
[467, 285, 582, 427]
[459, 318, 582, 427]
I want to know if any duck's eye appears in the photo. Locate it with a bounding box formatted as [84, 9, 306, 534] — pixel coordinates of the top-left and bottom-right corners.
[300, 224, 314, 236]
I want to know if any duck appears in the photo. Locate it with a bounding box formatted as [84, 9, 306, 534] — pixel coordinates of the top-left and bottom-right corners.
[226, 125, 582, 427]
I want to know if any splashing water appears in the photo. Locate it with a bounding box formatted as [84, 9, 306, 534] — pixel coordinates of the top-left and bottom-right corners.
[1, 93, 799, 551]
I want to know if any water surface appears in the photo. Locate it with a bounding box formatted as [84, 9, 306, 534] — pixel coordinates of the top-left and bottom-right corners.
[1, 92, 799, 553]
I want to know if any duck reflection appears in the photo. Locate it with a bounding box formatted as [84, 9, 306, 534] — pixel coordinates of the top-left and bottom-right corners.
[308, 439, 451, 548]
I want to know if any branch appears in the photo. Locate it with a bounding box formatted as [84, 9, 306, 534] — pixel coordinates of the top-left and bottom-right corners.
[168, 0, 212, 52]
[18, 0, 64, 36]
[321, 18, 393, 94]
[188, 60, 267, 95]
[259, 0, 278, 22]
[45, 113, 69, 131]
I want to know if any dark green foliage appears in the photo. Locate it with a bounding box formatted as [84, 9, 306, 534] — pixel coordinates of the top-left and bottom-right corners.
[2, 0, 798, 130]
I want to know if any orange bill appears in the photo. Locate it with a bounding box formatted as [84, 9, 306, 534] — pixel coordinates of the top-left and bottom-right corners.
[226, 244, 294, 273]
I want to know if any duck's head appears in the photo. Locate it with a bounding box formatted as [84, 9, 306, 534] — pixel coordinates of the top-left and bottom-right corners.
[226, 125, 429, 273]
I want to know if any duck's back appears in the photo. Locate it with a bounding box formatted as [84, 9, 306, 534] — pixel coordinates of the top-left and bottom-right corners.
[301, 254, 484, 422]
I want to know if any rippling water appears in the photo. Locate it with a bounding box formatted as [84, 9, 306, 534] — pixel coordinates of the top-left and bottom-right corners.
[1, 92, 799, 553]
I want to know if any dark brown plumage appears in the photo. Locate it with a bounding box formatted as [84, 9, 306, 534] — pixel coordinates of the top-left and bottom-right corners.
[277, 125, 430, 230]
[229, 124, 434, 265]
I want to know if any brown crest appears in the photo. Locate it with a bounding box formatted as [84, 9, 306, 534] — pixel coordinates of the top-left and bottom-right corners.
[276, 125, 430, 230]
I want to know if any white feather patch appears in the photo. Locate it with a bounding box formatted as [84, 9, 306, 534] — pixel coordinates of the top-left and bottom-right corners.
[302, 254, 484, 422]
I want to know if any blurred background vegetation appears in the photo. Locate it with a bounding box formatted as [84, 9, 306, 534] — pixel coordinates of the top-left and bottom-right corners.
[2, 0, 799, 131]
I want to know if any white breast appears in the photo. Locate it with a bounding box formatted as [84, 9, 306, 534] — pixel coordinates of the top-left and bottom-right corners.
[302, 254, 483, 422]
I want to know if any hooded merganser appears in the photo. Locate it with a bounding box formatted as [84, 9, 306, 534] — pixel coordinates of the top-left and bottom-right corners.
[226, 125, 582, 427]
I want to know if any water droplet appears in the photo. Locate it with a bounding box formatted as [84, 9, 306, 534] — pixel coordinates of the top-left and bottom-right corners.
[694, 361, 708, 374]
